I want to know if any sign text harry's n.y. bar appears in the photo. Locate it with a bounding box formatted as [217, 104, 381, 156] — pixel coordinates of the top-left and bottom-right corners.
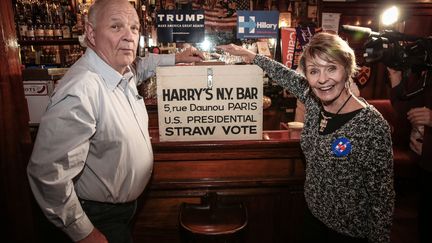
[156, 65, 263, 142]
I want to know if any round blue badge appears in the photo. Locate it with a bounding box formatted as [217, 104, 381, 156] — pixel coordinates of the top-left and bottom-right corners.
[331, 137, 352, 157]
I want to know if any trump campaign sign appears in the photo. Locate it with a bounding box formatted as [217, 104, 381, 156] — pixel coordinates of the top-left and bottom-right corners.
[156, 10, 205, 43]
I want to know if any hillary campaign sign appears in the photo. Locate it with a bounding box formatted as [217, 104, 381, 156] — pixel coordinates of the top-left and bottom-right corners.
[237, 11, 279, 39]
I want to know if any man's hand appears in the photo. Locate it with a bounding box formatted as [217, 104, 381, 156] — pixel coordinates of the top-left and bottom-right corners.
[77, 228, 108, 243]
[407, 107, 432, 127]
[175, 47, 205, 63]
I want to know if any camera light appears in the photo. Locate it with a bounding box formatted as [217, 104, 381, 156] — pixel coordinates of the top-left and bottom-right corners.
[381, 6, 399, 26]
[199, 39, 212, 52]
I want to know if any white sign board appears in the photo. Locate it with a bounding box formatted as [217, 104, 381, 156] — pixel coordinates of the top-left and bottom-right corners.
[23, 81, 54, 124]
[156, 65, 264, 142]
[322, 12, 341, 34]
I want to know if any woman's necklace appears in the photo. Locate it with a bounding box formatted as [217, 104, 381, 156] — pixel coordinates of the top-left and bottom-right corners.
[319, 94, 352, 132]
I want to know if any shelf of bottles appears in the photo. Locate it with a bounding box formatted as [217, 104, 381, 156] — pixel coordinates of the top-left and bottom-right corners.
[137, 0, 156, 56]
[14, 0, 92, 68]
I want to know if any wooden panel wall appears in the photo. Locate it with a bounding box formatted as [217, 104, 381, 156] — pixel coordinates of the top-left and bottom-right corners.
[132, 130, 306, 243]
[0, 0, 36, 242]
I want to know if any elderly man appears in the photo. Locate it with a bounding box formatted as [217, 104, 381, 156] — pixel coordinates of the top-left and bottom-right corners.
[27, 0, 204, 242]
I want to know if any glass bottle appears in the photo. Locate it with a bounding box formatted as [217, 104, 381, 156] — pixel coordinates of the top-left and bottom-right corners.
[26, 20, 35, 40]
[62, 5, 73, 39]
[62, 24, 71, 39]
[16, 0, 28, 40]
[35, 22, 45, 40]
[18, 20, 28, 40]
[45, 23, 54, 40]
[54, 23, 63, 39]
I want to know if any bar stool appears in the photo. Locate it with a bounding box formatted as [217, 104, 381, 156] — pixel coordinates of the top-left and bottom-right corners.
[179, 192, 248, 243]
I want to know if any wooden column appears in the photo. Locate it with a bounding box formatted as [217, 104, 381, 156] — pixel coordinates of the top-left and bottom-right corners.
[0, 0, 36, 242]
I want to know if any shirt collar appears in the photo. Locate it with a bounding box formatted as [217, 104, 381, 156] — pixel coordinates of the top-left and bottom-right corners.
[85, 48, 134, 91]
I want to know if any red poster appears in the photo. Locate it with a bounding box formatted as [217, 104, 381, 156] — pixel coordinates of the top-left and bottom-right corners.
[281, 27, 297, 69]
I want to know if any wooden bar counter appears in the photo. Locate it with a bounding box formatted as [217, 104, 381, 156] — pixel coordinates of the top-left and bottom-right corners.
[133, 128, 306, 243]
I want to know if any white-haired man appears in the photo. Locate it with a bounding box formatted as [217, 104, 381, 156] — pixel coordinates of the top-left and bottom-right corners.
[27, 0, 204, 242]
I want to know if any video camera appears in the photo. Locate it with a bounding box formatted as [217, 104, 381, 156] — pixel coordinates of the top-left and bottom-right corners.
[342, 25, 432, 72]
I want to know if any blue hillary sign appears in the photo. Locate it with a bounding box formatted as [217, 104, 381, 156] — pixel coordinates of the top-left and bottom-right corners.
[237, 11, 279, 39]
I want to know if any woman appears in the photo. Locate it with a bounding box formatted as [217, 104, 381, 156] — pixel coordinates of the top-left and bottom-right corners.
[217, 32, 394, 243]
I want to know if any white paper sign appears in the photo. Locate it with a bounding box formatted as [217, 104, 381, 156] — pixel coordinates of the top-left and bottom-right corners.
[322, 12, 341, 34]
[156, 65, 263, 142]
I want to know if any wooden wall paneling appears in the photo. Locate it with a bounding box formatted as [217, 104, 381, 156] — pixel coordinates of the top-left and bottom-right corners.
[132, 130, 306, 242]
[0, 0, 36, 242]
[397, 3, 432, 37]
[134, 187, 306, 243]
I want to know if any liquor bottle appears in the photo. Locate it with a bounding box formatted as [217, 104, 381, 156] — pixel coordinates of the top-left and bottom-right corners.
[73, 0, 90, 38]
[18, 19, 28, 40]
[62, 2, 71, 25]
[15, 0, 27, 40]
[39, 46, 46, 64]
[20, 45, 27, 64]
[35, 46, 41, 65]
[54, 23, 63, 39]
[53, 1, 63, 25]
[62, 24, 71, 39]
[45, 0, 53, 25]
[54, 46, 61, 64]
[14, 0, 24, 20]
[45, 23, 54, 40]
[75, 0, 87, 31]
[26, 20, 35, 40]
[61, 3, 73, 39]
[26, 46, 37, 65]
[48, 47, 56, 64]
[33, 0, 44, 24]
[35, 22, 45, 40]
[71, 24, 80, 39]
[63, 45, 71, 66]
[24, 0, 35, 24]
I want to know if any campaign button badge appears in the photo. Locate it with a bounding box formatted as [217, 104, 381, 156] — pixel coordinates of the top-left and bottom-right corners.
[332, 137, 352, 157]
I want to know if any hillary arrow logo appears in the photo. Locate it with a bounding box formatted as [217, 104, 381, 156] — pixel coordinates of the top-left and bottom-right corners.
[238, 16, 256, 34]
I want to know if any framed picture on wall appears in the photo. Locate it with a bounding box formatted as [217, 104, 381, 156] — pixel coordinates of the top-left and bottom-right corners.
[307, 5, 317, 19]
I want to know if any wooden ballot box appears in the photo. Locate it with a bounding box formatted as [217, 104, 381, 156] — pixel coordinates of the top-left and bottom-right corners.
[156, 65, 264, 142]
